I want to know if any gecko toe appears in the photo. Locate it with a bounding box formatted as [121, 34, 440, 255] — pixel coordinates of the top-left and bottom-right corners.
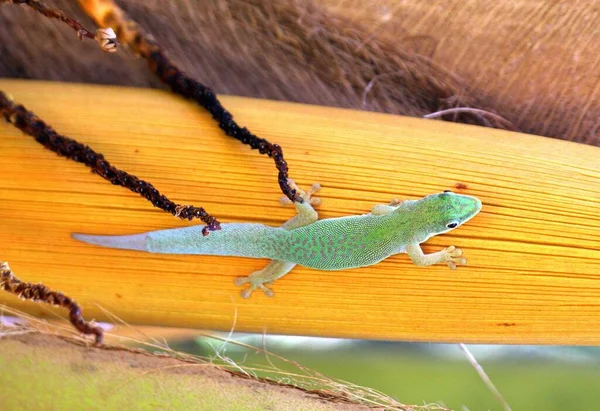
[260, 285, 275, 297]
[310, 183, 322, 193]
[454, 249, 463, 257]
[309, 197, 322, 206]
[284, 178, 321, 205]
[443, 246, 467, 269]
[234, 276, 249, 286]
[240, 288, 253, 299]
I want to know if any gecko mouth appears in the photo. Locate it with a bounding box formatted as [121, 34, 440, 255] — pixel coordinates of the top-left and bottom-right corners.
[462, 196, 483, 221]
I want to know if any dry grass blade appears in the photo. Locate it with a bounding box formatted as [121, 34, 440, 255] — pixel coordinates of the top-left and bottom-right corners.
[0, 305, 448, 410]
[424, 108, 519, 131]
[459, 343, 512, 411]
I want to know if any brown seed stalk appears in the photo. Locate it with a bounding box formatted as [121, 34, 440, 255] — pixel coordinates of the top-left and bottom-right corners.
[1, 0, 117, 52]
[0, 261, 104, 345]
[78, 0, 302, 203]
[0, 91, 221, 235]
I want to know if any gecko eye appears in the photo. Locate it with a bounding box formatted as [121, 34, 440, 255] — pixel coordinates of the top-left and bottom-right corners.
[443, 190, 452, 193]
[446, 222, 459, 229]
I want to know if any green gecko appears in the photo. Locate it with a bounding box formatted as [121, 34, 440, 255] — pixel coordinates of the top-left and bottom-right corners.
[72, 181, 482, 298]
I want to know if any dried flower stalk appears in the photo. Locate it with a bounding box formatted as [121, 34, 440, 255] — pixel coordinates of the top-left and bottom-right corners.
[79, 0, 302, 203]
[1, 261, 104, 345]
[1, 0, 117, 52]
[0, 91, 221, 235]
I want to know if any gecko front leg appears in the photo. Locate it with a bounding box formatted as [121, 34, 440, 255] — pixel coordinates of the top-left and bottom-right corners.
[405, 244, 467, 270]
[280, 181, 321, 229]
[234, 180, 321, 298]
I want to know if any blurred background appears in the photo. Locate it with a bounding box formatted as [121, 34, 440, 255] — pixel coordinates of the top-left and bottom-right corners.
[126, 329, 600, 411]
[2, 1, 600, 410]
[2, 0, 600, 145]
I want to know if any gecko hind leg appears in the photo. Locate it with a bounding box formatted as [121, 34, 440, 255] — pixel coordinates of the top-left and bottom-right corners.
[234, 180, 319, 298]
[234, 260, 296, 298]
[235, 178, 321, 298]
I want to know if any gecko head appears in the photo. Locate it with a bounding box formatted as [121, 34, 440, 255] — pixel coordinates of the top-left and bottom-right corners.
[417, 190, 482, 236]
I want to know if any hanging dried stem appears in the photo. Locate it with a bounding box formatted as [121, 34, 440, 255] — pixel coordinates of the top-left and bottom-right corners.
[0, 91, 221, 235]
[1, 0, 117, 52]
[0, 261, 104, 345]
[78, 0, 302, 203]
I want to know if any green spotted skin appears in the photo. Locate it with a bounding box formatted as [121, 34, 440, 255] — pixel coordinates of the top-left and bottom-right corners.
[271, 192, 479, 269]
[278, 213, 403, 269]
[75, 192, 481, 271]
[146, 215, 400, 270]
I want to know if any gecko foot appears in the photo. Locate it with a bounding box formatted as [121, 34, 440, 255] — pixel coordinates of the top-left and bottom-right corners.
[234, 276, 275, 299]
[442, 245, 467, 270]
[280, 178, 321, 205]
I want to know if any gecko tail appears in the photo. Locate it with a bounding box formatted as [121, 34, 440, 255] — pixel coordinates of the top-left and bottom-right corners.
[71, 232, 149, 252]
